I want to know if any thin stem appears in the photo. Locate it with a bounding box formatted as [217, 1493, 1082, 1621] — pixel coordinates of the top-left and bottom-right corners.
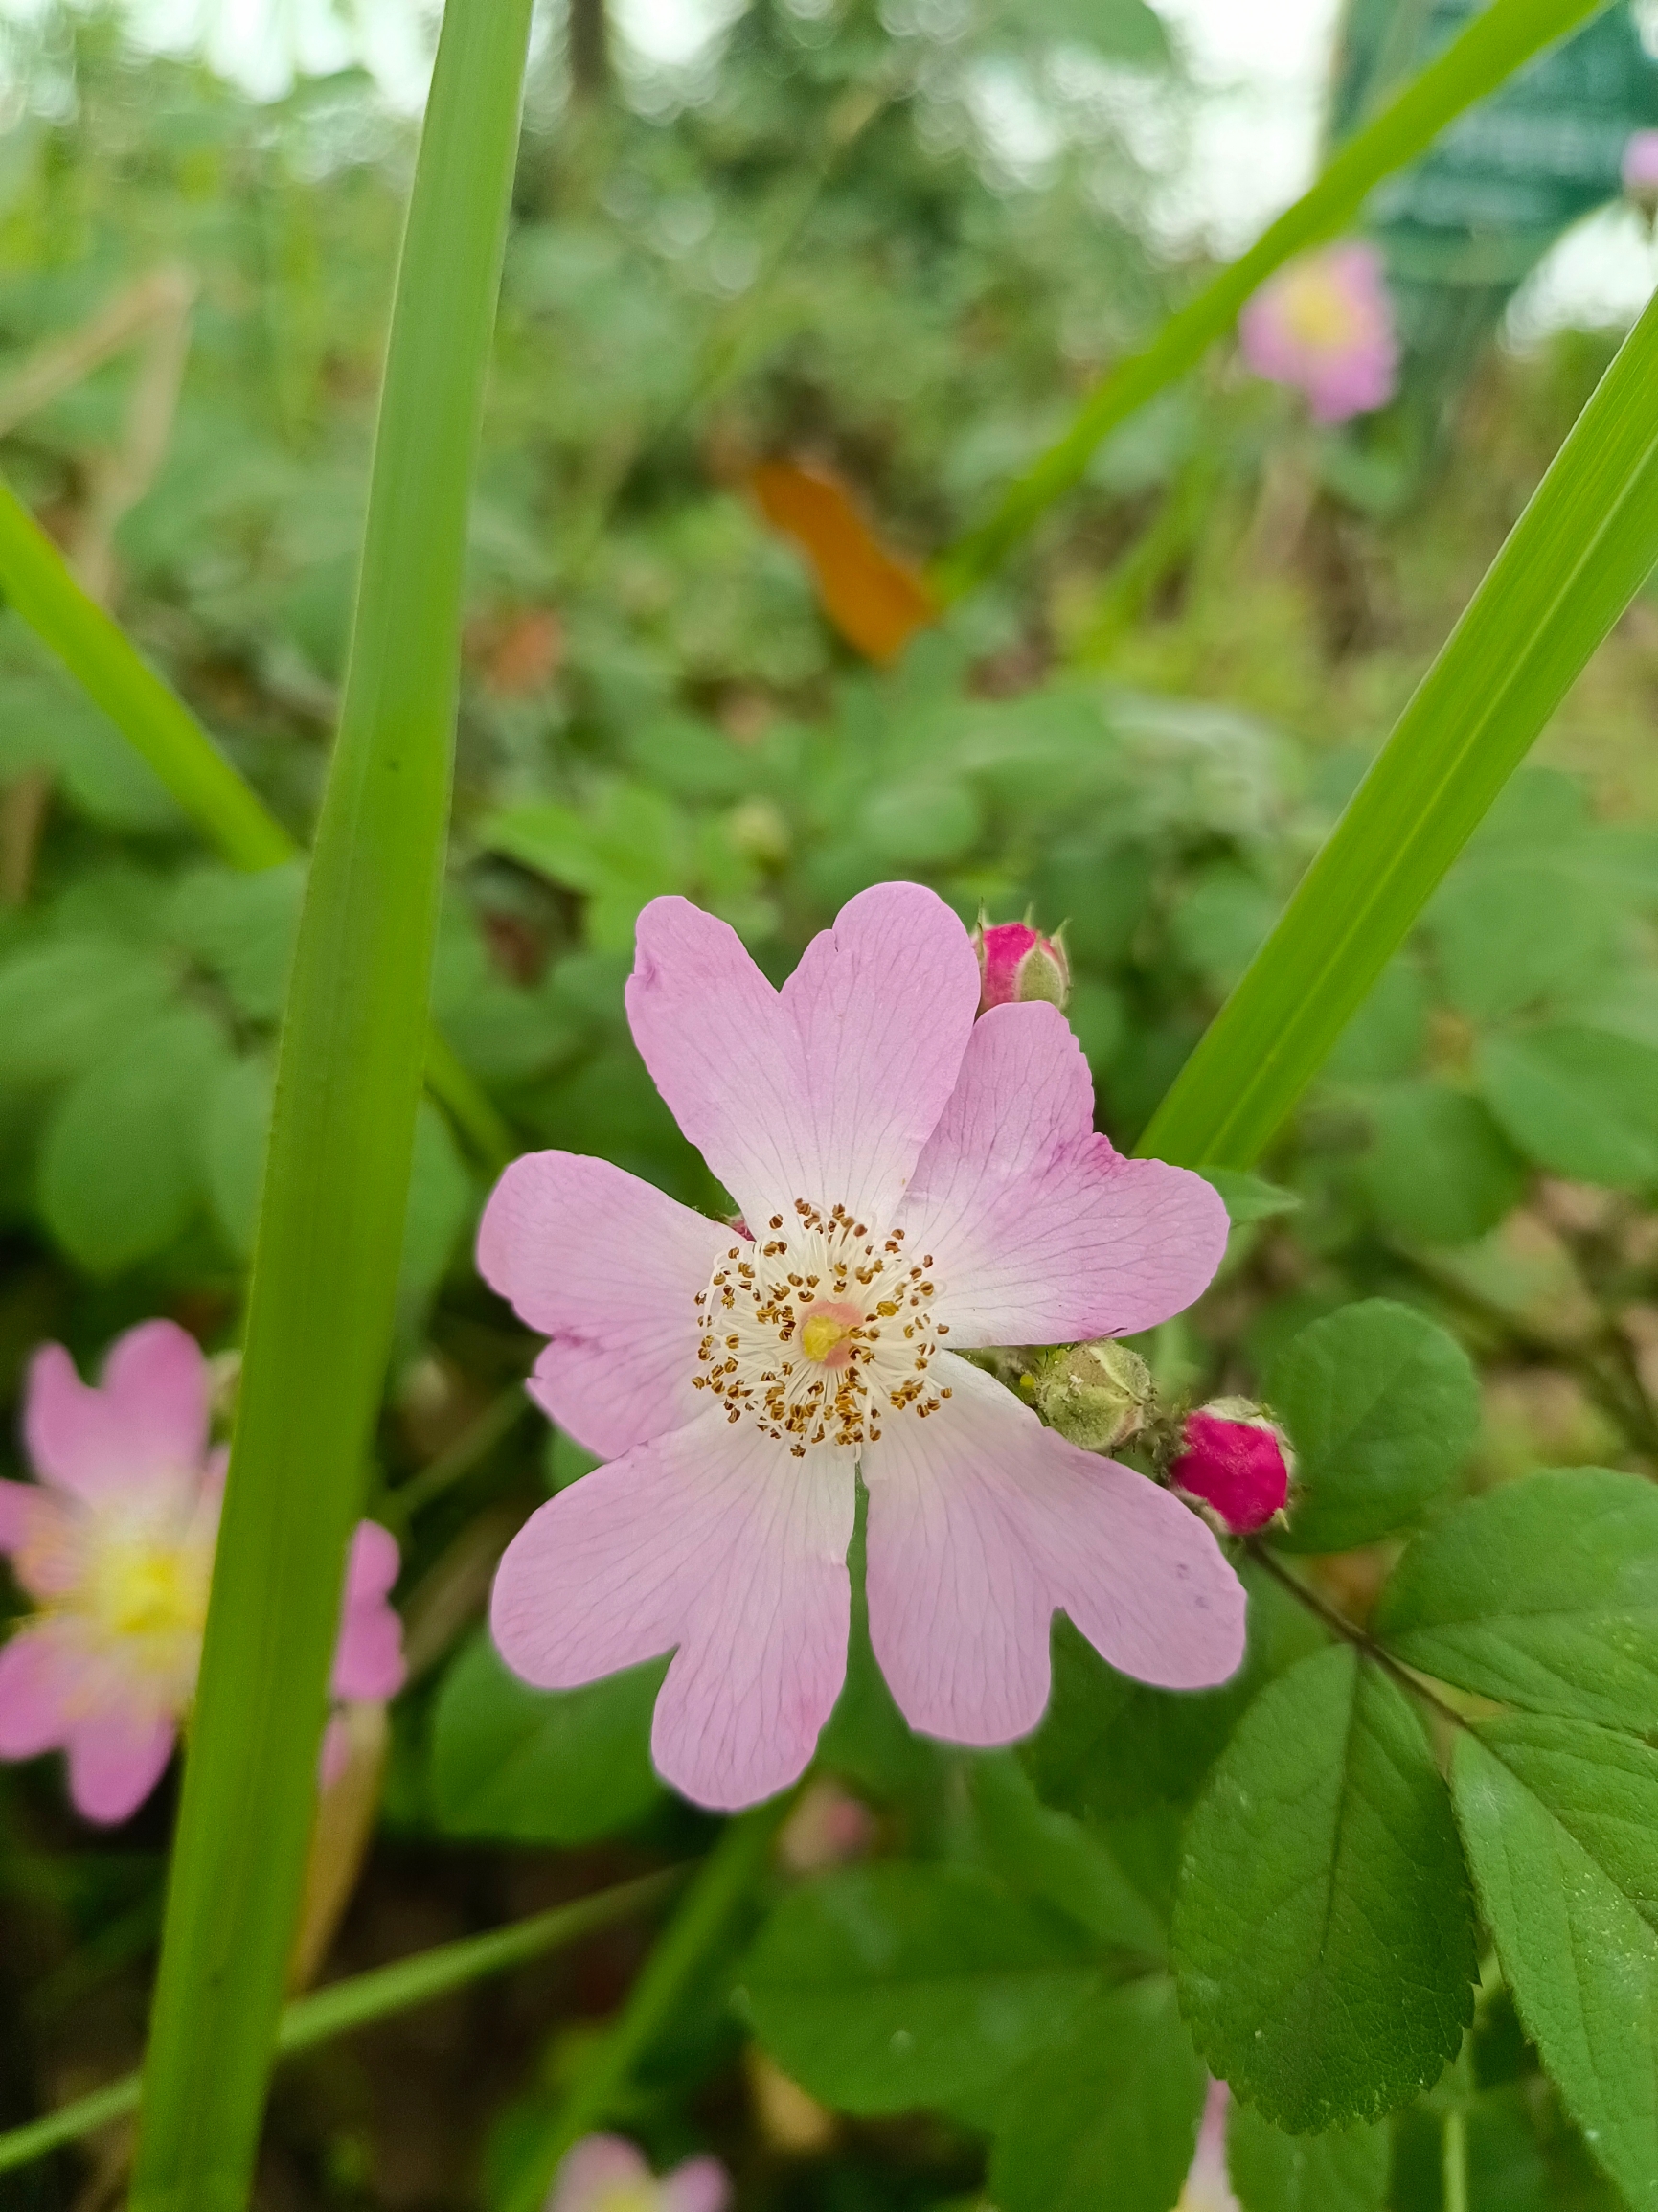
[1245, 1540, 1470, 1735]
[503, 1794, 794, 2212]
[397, 1383, 530, 1516]
[1442, 2105, 1469, 2212]
[0, 1871, 681, 2180]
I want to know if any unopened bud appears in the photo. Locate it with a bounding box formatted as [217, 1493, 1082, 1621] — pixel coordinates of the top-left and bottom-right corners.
[972, 916, 1069, 1015]
[1032, 1339, 1155, 1453]
[1624, 130, 1658, 219]
[1170, 1398, 1292, 1535]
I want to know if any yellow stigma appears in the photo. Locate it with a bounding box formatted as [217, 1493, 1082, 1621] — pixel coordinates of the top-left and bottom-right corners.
[1280, 269, 1353, 350]
[801, 1311, 852, 1364]
[86, 1528, 211, 1644]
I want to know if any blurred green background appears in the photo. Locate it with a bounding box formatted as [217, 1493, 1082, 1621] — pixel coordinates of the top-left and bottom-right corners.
[2, 2, 1658, 2204]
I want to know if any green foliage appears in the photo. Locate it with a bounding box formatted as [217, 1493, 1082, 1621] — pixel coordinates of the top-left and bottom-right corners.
[1452, 1719, 1658, 2212]
[1374, 1470, 1658, 1732]
[1173, 1646, 1477, 2132]
[429, 1630, 665, 1845]
[1226, 2100, 1392, 2212]
[1477, 1027, 1658, 1189]
[1269, 1300, 1480, 1554]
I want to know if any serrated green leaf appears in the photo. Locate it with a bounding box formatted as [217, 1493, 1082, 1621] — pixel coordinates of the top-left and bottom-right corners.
[38, 1008, 229, 1271]
[741, 1864, 1100, 2116]
[987, 1976, 1204, 2212]
[0, 939, 176, 1089]
[1226, 2099, 1391, 2212]
[1269, 1300, 1480, 1555]
[1363, 1083, 1528, 1249]
[1451, 1718, 1658, 2212]
[1477, 1026, 1658, 1190]
[1374, 1469, 1658, 1734]
[1174, 1645, 1476, 2132]
[967, 1751, 1167, 1959]
[428, 1630, 666, 1846]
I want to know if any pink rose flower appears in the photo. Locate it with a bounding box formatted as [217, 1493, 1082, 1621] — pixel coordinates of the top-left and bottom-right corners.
[1179, 2081, 1238, 2212]
[548, 2134, 727, 2212]
[1170, 1401, 1292, 1537]
[1238, 241, 1399, 423]
[1623, 128, 1658, 198]
[972, 917, 1069, 1014]
[0, 1320, 405, 1823]
[479, 882, 1244, 1812]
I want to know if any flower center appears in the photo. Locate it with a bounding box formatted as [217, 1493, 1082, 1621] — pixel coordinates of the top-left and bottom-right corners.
[693, 1199, 952, 1453]
[1280, 269, 1355, 351]
[81, 1502, 214, 1653]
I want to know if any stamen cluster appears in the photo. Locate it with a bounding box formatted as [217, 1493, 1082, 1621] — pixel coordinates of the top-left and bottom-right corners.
[692, 1199, 951, 1453]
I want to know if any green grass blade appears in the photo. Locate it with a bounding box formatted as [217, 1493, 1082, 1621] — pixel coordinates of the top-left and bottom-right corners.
[0, 1872, 680, 2180]
[128, 7, 533, 2207]
[1137, 286, 1658, 1174]
[933, 0, 1607, 600]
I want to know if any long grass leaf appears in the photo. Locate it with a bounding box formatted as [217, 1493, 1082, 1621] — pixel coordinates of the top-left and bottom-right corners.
[1138, 286, 1658, 1172]
[127, 7, 533, 2205]
[933, 0, 1608, 599]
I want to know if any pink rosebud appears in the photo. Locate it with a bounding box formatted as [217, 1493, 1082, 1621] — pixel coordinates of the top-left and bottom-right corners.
[479, 883, 1242, 1813]
[0, 1321, 406, 1824]
[971, 915, 1070, 1014]
[1170, 1398, 1292, 1537]
[1238, 241, 1399, 423]
[1624, 129, 1658, 208]
[1179, 2081, 1239, 2212]
[548, 2134, 728, 2212]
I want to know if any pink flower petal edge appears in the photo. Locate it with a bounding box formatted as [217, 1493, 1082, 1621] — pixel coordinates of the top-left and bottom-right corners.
[1238, 241, 1398, 424]
[331, 1520, 408, 1703]
[24, 1318, 210, 1502]
[547, 2133, 730, 2212]
[1180, 2080, 1239, 2212]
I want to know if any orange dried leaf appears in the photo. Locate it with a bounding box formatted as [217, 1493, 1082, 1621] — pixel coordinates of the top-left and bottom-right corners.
[749, 458, 936, 664]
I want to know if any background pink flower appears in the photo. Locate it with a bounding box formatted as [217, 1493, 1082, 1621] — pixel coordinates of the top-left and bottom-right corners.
[1238, 241, 1399, 422]
[1624, 128, 1658, 198]
[1179, 2081, 1239, 2212]
[0, 1320, 405, 1823]
[481, 882, 1244, 1813]
[548, 2133, 728, 2212]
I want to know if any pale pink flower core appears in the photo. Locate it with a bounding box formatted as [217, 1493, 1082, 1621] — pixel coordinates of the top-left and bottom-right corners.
[1624, 129, 1658, 195]
[548, 2134, 729, 2212]
[1171, 1405, 1291, 1536]
[1238, 241, 1399, 423]
[0, 1320, 405, 1823]
[480, 884, 1244, 1812]
[1179, 2082, 1238, 2212]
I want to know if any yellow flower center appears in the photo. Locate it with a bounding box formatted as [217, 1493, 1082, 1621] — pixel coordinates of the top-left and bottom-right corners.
[1279, 268, 1354, 351]
[593, 2190, 657, 2212]
[800, 1307, 856, 1364]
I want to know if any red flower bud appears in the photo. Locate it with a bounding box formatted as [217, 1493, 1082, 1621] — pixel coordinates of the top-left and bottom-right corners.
[1171, 1399, 1292, 1536]
[972, 917, 1069, 1015]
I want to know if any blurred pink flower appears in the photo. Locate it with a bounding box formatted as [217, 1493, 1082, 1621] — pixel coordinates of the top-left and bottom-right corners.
[480, 882, 1243, 1812]
[0, 1321, 405, 1823]
[1238, 242, 1399, 423]
[1179, 2081, 1239, 2212]
[1624, 129, 1658, 204]
[548, 2134, 727, 2212]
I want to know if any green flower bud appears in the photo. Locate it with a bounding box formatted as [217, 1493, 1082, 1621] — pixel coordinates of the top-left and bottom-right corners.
[1031, 1338, 1155, 1453]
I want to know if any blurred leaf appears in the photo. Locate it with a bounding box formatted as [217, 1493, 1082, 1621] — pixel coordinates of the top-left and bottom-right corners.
[429, 1630, 666, 1846]
[38, 1007, 229, 1271]
[1374, 1469, 1658, 1733]
[1171, 865, 1278, 993]
[1269, 1299, 1480, 1555]
[1198, 1168, 1300, 1228]
[1225, 2099, 1391, 2212]
[205, 1053, 274, 1259]
[741, 1864, 1099, 2115]
[987, 1977, 1204, 2212]
[1429, 857, 1622, 1021]
[167, 862, 307, 1022]
[967, 1752, 1167, 1958]
[1363, 1083, 1527, 1247]
[0, 939, 175, 1089]
[857, 775, 981, 865]
[480, 783, 687, 951]
[1174, 1646, 1477, 2132]
[397, 1102, 472, 1325]
[1452, 1718, 1658, 2212]
[1323, 961, 1429, 1083]
[1477, 1025, 1658, 1189]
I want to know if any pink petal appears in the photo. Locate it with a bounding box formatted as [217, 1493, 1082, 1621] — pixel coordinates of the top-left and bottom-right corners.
[549, 2134, 653, 2211]
[0, 1621, 82, 1757]
[64, 1706, 176, 1824]
[660, 2155, 731, 2212]
[625, 885, 978, 1229]
[0, 1479, 27, 1549]
[901, 1005, 1227, 1345]
[319, 1711, 352, 1789]
[0, 1482, 84, 1601]
[477, 1150, 727, 1458]
[25, 1321, 210, 1502]
[330, 1522, 406, 1702]
[491, 1412, 854, 1811]
[862, 1359, 1246, 1745]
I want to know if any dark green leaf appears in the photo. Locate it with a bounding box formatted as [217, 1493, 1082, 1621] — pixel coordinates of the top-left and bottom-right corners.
[1174, 1645, 1476, 2132]
[428, 1630, 665, 1846]
[1269, 1300, 1480, 1555]
[1477, 1026, 1658, 1190]
[1226, 2098, 1391, 2212]
[1374, 1469, 1658, 1734]
[1363, 1083, 1527, 1249]
[741, 1864, 1100, 2116]
[967, 1752, 1167, 1959]
[987, 1977, 1204, 2212]
[1451, 1718, 1658, 2212]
